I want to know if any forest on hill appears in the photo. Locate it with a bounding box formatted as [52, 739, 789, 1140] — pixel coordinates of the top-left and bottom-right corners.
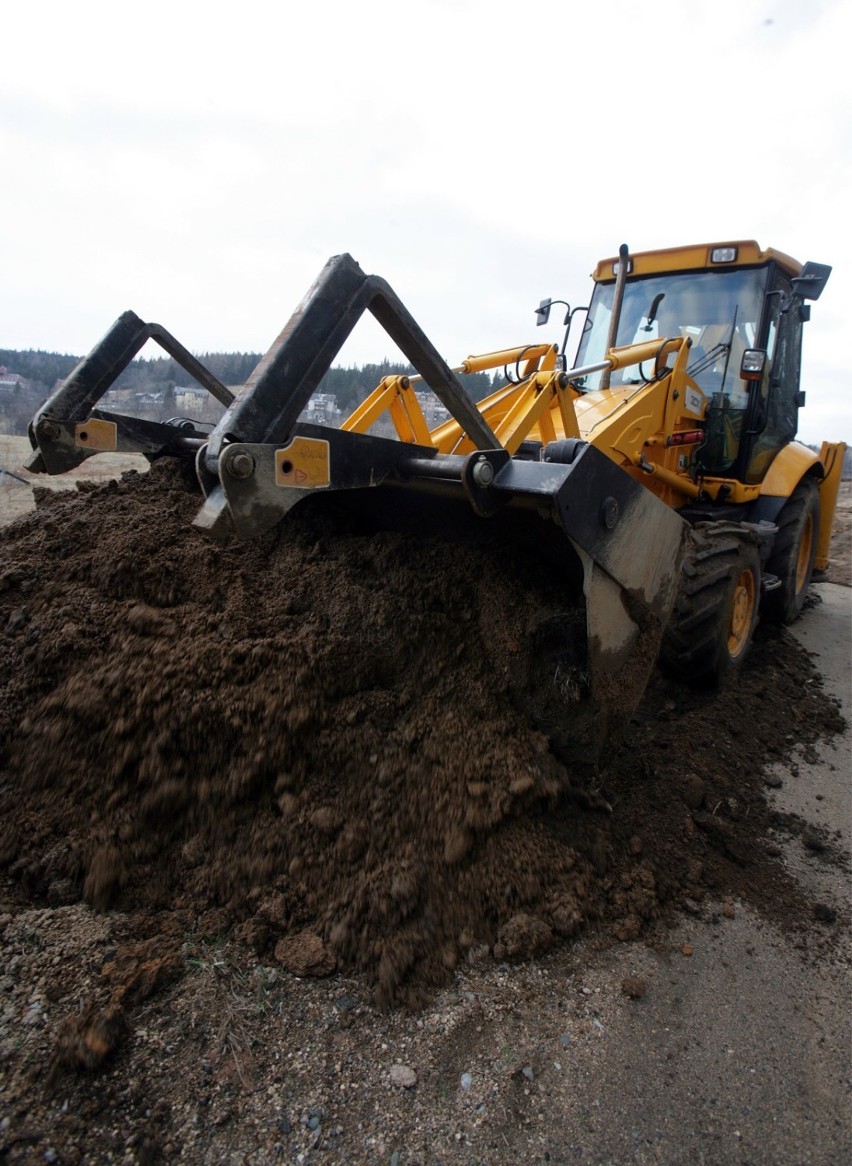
[0, 348, 497, 437]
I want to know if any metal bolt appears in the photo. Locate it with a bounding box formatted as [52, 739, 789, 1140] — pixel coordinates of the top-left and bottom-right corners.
[472, 457, 494, 487]
[225, 450, 255, 480]
[601, 496, 619, 530]
[37, 418, 61, 442]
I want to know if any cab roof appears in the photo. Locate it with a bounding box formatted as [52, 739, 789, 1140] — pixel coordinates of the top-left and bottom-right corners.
[592, 241, 802, 282]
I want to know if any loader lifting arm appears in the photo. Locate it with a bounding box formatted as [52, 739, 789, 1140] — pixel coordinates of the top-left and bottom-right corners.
[27, 313, 236, 474]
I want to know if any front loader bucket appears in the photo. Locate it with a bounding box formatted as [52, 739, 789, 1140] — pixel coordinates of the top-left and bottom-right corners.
[476, 444, 688, 759]
[27, 253, 687, 762]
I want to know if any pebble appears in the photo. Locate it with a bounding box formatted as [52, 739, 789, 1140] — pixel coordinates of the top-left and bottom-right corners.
[682, 775, 706, 810]
[389, 1064, 417, 1089]
[522, 1065, 535, 1081]
[6, 608, 27, 634]
[460, 1072, 472, 1091]
[764, 773, 783, 788]
[621, 976, 646, 999]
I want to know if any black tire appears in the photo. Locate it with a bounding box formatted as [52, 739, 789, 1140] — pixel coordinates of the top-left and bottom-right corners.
[660, 524, 761, 686]
[762, 478, 820, 626]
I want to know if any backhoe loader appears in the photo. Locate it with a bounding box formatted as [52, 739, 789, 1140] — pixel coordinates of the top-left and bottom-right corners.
[26, 241, 845, 758]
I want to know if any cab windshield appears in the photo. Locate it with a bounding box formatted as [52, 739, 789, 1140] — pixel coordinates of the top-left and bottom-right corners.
[573, 268, 768, 398]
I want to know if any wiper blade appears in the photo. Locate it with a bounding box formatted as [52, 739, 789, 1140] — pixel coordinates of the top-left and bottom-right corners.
[687, 340, 730, 377]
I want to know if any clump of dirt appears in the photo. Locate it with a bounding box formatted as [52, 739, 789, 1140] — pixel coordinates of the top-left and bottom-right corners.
[0, 460, 845, 1010]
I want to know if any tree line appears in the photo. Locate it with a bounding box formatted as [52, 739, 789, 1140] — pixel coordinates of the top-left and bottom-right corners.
[0, 348, 497, 412]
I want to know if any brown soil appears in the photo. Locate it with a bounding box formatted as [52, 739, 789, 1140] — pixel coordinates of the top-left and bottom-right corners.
[0, 458, 847, 1163]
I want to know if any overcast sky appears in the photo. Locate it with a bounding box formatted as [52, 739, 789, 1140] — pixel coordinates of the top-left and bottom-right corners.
[2, 0, 849, 444]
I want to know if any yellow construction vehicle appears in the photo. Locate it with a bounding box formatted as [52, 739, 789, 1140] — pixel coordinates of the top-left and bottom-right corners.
[26, 241, 845, 756]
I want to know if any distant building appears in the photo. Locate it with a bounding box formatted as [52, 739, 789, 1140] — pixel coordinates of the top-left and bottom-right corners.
[303, 393, 339, 425]
[415, 390, 450, 426]
[175, 387, 206, 412]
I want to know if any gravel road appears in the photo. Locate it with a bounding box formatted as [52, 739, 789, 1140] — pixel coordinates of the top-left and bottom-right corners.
[542, 582, 851, 1165]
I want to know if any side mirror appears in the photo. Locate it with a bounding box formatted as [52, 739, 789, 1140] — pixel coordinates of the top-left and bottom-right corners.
[535, 299, 553, 327]
[792, 261, 831, 301]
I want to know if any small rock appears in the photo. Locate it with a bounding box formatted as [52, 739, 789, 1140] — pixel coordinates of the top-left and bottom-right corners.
[460, 1072, 473, 1091]
[680, 942, 694, 958]
[334, 995, 358, 1012]
[722, 900, 736, 919]
[682, 775, 706, 811]
[763, 773, 783, 789]
[5, 608, 27, 634]
[621, 976, 646, 999]
[802, 826, 827, 853]
[390, 1063, 417, 1089]
[813, 903, 837, 924]
[522, 1065, 535, 1081]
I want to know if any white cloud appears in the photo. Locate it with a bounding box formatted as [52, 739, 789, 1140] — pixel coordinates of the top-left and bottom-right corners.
[1, 0, 849, 443]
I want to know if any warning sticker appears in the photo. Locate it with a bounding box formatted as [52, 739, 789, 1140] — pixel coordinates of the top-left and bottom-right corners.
[275, 437, 331, 489]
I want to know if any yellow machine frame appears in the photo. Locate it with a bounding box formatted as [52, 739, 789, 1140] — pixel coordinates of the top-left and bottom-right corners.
[337, 242, 845, 559]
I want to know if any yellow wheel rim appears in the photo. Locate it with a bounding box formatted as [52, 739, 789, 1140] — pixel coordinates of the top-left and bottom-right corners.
[728, 568, 757, 659]
[795, 513, 814, 594]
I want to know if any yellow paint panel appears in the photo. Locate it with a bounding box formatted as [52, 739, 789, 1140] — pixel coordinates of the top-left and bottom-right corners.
[75, 418, 117, 451]
[275, 437, 330, 489]
[759, 441, 820, 498]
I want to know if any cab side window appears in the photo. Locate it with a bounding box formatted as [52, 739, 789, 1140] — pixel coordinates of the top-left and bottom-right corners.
[745, 273, 803, 483]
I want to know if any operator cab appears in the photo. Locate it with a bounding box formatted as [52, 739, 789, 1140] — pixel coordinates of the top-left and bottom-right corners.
[573, 242, 830, 486]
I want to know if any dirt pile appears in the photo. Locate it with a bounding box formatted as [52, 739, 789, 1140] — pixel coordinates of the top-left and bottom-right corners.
[0, 460, 845, 1008]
